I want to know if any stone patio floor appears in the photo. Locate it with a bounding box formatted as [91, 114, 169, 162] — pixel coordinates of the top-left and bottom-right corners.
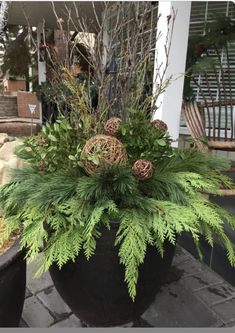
[19, 244, 235, 328]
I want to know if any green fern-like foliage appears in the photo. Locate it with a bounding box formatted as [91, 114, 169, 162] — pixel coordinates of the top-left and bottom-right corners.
[15, 116, 85, 173]
[119, 108, 173, 164]
[1, 146, 235, 301]
[1, 103, 235, 301]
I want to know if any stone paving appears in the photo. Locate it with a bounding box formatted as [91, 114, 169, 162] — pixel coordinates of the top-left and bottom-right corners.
[19, 245, 235, 328]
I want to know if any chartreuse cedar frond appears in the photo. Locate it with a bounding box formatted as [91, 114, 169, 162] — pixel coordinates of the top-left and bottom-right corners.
[221, 234, 235, 267]
[115, 209, 152, 300]
[211, 202, 235, 231]
[175, 172, 220, 195]
[83, 200, 118, 259]
[1, 162, 235, 301]
[35, 224, 84, 277]
[0, 214, 20, 245]
[20, 207, 48, 261]
[152, 201, 200, 242]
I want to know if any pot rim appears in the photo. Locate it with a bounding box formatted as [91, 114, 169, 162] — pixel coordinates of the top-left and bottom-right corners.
[0, 237, 23, 272]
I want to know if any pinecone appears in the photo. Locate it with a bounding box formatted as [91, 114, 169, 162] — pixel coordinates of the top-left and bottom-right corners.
[151, 119, 168, 133]
[104, 117, 122, 136]
[132, 159, 153, 180]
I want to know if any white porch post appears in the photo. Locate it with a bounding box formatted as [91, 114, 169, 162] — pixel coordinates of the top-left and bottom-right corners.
[37, 22, 46, 125]
[152, 1, 191, 147]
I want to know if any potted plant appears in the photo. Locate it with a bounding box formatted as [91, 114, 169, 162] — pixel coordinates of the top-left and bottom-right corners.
[1, 75, 235, 325]
[0, 137, 26, 327]
[1, 3, 235, 327]
[0, 214, 26, 327]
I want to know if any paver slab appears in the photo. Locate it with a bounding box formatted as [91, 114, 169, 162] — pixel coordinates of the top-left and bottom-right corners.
[37, 286, 72, 321]
[195, 283, 235, 306]
[50, 315, 82, 327]
[27, 256, 54, 294]
[212, 298, 235, 324]
[180, 271, 224, 292]
[22, 296, 55, 327]
[142, 281, 221, 327]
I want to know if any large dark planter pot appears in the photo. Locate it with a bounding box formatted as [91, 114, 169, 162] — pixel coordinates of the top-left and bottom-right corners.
[0, 238, 26, 327]
[49, 221, 176, 327]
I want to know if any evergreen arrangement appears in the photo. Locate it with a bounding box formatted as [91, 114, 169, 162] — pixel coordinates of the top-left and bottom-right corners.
[0, 6, 235, 302]
[0, 94, 235, 300]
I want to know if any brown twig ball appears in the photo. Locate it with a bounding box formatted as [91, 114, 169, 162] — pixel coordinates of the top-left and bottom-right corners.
[104, 117, 122, 136]
[151, 119, 168, 132]
[132, 159, 154, 180]
[82, 134, 128, 175]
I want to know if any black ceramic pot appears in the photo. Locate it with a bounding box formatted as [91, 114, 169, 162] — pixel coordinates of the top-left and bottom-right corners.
[49, 221, 176, 327]
[0, 238, 26, 327]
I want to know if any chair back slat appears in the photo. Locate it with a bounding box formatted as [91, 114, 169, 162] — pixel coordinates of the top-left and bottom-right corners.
[198, 99, 235, 142]
[183, 102, 207, 150]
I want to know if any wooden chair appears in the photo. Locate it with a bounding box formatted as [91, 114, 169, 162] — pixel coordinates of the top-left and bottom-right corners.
[183, 99, 235, 150]
[183, 99, 235, 196]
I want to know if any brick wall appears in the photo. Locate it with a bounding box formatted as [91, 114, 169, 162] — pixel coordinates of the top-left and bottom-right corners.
[3, 79, 26, 92]
[17, 91, 40, 119]
[0, 96, 18, 117]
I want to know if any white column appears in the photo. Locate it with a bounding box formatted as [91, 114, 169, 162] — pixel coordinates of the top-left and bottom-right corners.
[37, 22, 46, 124]
[152, 1, 191, 147]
